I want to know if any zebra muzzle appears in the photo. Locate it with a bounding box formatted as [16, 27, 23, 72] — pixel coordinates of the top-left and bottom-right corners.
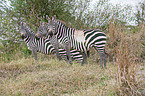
[21, 33, 26, 39]
[35, 33, 40, 40]
[48, 30, 53, 36]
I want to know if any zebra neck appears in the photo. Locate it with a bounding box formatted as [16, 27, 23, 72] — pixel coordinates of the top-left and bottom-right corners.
[25, 25, 35, 35]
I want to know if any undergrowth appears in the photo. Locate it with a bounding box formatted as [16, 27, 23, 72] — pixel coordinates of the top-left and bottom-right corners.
[0, 55, 144, 96]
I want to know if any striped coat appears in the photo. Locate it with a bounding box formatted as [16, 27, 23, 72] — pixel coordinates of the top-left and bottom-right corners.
[44, 16, 107, 68]
[20, 22, 83, 62]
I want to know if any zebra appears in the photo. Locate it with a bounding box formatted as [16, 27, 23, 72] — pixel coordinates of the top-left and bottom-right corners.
[36, 15, 107, 68]
[20, 22, 38, 60]
[36, 21, 72, 64]
[19, 22, 83, 63]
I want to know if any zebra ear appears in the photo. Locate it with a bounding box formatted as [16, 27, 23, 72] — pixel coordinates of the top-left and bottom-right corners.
[40, 21, 44, 26]
[17, 21, 21, 25]
[46, 15, 51, 22]
[20, 22, 23, 25]
[19, 19, 24, 25]
[52, 15, 56, 21]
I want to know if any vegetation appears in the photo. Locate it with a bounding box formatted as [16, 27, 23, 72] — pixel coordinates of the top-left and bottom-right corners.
[0, 54, 144, 95]
[0, 0, 145, 95]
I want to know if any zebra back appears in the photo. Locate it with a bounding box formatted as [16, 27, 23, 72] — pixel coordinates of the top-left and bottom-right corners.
[50, 19, 106, 52]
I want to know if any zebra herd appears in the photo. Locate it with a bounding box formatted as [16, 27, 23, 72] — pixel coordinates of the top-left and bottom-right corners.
[19, 15, 107, 68]
[20, 22, 83, 62]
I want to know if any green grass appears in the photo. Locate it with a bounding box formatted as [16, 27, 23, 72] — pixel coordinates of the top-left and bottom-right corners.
[0, 54, 144, 96]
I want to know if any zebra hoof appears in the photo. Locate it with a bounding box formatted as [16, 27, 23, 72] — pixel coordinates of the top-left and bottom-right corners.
[69, 62, 72, 65]
[68, 60, 72, 65]
[104, 66, 107, 69]
[100, 65, 107, 69]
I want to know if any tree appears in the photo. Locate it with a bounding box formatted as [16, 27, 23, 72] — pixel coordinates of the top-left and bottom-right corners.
[0, 0, 91, 61]
[135, 1, 145, 25]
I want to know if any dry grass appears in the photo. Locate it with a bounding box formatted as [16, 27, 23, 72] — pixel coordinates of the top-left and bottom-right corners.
[107, 20, 145, 96]
[0, 54, 144, 96]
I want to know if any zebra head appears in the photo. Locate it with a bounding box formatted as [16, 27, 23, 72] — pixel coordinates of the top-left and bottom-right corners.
[19, 22, 35, 40]
[46, 15, 57, 36]
[36, 15, 57, 39]
[20, 22, 38, 60]
[36, 21, 50, 40]
[20, 22, 27, 39]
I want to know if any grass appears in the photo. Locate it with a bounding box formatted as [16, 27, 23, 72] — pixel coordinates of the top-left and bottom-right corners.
[0, 54, 144, 96]
[0, 21, 145, 96]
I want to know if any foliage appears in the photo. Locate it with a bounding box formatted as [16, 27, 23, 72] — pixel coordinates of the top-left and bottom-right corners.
[8, 0, 90, 29]
[0, 0, 91, 62]
[81, 0, 133, 30]
[135, 0, 145, 25]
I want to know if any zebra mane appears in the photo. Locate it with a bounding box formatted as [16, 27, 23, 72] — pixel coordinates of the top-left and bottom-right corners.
[56, 20, 72, 30]
[23, 22, 35, 35]
[40, 21, 48, 26]
[56, 19, 66, 26]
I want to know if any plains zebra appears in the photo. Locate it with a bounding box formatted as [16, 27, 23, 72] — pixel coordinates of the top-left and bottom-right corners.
[19, 22, 83, 62]
[36, 21, 72, 64]
[36, 15, 107, 68]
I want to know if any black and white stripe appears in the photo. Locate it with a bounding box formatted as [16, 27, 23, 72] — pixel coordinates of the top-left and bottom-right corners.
[37, 16, 107, 68]
[19, 22, 83, 62]
[36, 21, 72, 64]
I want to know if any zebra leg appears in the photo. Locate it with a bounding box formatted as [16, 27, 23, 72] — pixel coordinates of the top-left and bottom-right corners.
[94, 47, 105, 68]
[87, 50, 90, 57]
[55, 48, 61, 60]
[103, 53, 107, 68]
[32, 48, 37, 60]
[65, 45, 72, 64]
[52, 36, 62, 60]
[54, 43, 61, 60]
[100, 53, 103, 68]
[80, 51, 87, 65]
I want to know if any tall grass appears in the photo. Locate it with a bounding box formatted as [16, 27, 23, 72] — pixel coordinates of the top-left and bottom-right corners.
[107, 20, 145, 95]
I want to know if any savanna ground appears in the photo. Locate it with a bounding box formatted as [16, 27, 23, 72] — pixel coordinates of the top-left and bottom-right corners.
[0, 23, 145, 96]
[0, 53, 145, 96]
